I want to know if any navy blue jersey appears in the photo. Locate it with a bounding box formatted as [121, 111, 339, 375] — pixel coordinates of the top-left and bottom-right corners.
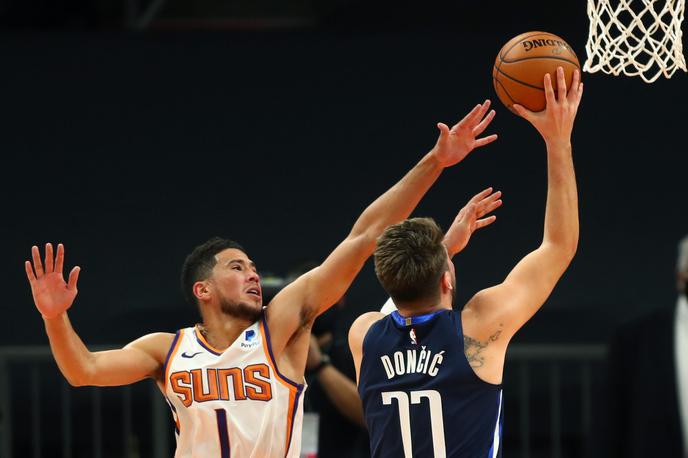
[359, 309, 503, 458]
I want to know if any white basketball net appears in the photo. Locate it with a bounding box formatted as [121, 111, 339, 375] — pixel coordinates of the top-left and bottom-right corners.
[584, 0, 687, 83]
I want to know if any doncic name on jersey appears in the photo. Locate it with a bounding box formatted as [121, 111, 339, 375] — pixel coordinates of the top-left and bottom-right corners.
[379, 327, 446, 380]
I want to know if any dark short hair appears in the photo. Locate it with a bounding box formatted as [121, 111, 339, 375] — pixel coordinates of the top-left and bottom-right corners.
[374, 218, 448, 303]
[180, 237, 245, 306]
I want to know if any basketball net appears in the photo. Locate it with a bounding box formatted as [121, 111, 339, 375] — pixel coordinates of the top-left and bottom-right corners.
[584, 0, 687, 83]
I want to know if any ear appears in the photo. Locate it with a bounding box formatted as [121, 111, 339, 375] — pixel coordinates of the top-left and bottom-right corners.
[193, 280, 212, 301]
[441, 271, 453, 292]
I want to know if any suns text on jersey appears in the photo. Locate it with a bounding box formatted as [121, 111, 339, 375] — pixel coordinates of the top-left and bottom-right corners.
[380, 346, 445, 380]
[169, 365, 273, 406]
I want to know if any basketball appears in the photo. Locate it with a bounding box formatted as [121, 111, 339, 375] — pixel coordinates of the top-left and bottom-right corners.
[493, 31, 580, 112]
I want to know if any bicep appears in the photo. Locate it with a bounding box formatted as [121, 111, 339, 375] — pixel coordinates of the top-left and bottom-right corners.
[266, 234, 374, 347]
[306, 233, 375, 315]
[471, 244, 572, 337]
[86, 333, 171, 386]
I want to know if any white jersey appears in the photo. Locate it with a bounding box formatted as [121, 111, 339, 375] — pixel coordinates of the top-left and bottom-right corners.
[164, 315, 306, 458]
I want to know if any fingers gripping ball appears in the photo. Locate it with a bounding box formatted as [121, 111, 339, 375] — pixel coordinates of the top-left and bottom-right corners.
[493, 31, 580, 112]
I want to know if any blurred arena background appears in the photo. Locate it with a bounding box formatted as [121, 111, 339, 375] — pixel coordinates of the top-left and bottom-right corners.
[2, 0, 687, 457]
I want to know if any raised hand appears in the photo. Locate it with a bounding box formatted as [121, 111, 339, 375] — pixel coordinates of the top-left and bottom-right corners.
[513, 67, 583, 148]
[25, 243, 81, 319]
[444, 187, 503, 257]
[432, 100, 498, 168]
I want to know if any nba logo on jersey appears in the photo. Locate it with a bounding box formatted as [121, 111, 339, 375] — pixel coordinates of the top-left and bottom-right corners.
[410, 328, 418, 345]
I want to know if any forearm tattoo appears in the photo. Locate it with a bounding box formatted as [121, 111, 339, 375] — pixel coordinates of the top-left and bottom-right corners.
[463, 325, 503, 368]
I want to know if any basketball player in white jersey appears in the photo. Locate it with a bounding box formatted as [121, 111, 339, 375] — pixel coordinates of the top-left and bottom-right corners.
[24, 101, 497, 458]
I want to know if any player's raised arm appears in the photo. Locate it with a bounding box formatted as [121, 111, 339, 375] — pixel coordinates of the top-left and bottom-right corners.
[466, 67, 583, 340]
[268, 102, 498, 347]
[26, 243, 171, 387]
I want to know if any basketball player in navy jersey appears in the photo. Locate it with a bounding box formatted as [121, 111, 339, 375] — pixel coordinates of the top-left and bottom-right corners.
[25, 102, 498, 457]
[349, 67, 583, 458]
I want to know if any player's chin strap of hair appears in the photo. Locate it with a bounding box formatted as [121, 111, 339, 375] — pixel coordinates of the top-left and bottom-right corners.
[380, 298, 397, 315]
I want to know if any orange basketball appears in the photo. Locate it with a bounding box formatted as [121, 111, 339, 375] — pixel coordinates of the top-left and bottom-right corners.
[493, 31, 580, 113]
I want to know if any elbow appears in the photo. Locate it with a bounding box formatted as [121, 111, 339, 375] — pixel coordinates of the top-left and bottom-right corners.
[567, 232, 579, 259]
[353, 407, 366, 429]
[65, 374, 87, 387]
[569, 239, 579, 261]
[543, 218, 579, 263]
[64, 361, 96, 387]
[546, 227, 578, 257]
[561, 236, 578, 263]
[350, 217, 394, 246]
[66, 367, 96, 387]
[346, 230, 378, 254]
[542, 236, 578, 265]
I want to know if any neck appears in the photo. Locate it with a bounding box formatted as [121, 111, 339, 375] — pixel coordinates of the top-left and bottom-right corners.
[396, 296, 452, 317]
[198, 311, 256, 351]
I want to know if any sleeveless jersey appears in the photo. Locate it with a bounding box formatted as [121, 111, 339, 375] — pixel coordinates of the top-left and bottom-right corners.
[164, 314, 306, 458]
[359, 309, 503, 458]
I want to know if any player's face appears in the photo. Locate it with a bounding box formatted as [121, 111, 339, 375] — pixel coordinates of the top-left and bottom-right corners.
[209, 248, 263, 320]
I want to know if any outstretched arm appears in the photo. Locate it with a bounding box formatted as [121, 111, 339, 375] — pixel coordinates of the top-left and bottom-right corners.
[26, 243, 170, 387]
[466, 67, 582, 340]
[268, 102, 498, 352]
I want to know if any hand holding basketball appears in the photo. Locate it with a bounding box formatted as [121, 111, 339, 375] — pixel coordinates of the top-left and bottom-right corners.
[431, 100, 498, 168]
[25, 243, 81, 320]
[513, 67, 584, 147]
[493, 32, 580, 113]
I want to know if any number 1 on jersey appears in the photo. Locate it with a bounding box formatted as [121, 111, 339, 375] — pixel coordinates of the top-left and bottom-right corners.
[381, 390, 446, 458]
[215, 409, 230, 458]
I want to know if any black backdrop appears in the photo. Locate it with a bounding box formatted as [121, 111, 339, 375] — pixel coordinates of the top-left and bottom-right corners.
[3, 2, 688, 348]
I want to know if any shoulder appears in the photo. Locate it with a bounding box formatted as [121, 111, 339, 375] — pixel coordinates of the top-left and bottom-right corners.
[464, 284, 505, 311]
[124, 332, 178, 363]
[461, 290, 497, 336]
[349, 312, 386, 380]
[349, 312, 386, 346]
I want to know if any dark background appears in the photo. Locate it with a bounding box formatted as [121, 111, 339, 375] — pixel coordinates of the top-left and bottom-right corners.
[2, 1, 687, 457]
[4, 0, 686, 347]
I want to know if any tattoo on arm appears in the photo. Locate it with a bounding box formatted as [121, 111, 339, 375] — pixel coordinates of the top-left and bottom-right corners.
[463, 325, 503, 368]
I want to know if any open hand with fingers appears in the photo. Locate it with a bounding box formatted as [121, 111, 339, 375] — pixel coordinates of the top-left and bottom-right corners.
[25, 243, 81, 320]
[432, 100, 498, 168]
[512, 67, 583, 148]
[444, 187, 503, 257]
